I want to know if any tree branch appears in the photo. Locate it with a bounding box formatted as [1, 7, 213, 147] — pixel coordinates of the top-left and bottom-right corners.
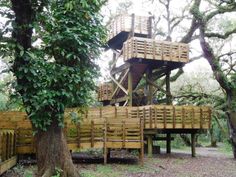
[206, 27, 236, 39]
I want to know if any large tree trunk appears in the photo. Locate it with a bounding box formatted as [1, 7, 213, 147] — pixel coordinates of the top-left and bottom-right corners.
[228, 112, 236, 158]
[35, 119, 79, 177]
[227, 91, 236, 158]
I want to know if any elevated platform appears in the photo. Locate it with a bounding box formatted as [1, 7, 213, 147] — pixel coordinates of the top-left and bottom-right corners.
[81, 105, 211, 130]
[123, 37, 189, 65]
[108, 14, 152, 50]
[0, 105, 211, 155]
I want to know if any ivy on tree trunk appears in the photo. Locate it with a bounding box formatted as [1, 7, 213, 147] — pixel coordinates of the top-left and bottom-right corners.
[6, 0, 107, 176]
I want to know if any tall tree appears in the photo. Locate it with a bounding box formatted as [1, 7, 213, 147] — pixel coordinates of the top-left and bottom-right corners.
[190, 0, 236, 157]
[0, 0, 106, 176]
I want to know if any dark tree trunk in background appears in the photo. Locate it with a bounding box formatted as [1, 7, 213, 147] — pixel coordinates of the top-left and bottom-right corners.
[227, 91, 236, 158]
[180, 134, 191, 146]
[36, 119, 79, 177]
[209, 127, 217, 147]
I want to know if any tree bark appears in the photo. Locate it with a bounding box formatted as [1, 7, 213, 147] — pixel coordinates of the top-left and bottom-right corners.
[36, 118, 79, 177]
[227, 91, 236, 158]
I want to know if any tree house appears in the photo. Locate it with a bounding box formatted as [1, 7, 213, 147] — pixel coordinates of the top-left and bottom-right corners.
[97, 14, 210, 157]
[99, 14, 189, 107]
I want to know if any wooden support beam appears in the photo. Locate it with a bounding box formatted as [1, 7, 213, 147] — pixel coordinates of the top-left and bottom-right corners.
[131, 13, 135, 37]
[166, 133, 171, 154]
[191, 133, 196, 157]
[146, 68, 153, 105]
[110, 74, 128, 95]
[166, 70, 172, 105]
[110, 63, 130, 75]
[148, 16, 153, 38]
[128, 67, 133, 106]
[154, 137, 174, 141]
[111, 68, 129, 98]
[147, 135, 153, 157]
[146, 78, 166, 93]
[110, 96, 128, 105]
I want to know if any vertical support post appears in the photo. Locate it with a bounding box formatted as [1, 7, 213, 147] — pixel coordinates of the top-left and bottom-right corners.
[148, 16, 153, 39]
[77, 123, 81, 149]
[104, 121, 107, 164]
[110, 52, 117, 104]
[191, 133, 196, 157]
[91, 120, 94, 148]
[131, 13, 135, 37]
[128, 66, 133, 106]
[147, 135, 153, 157]
[146, 67, 153, 105]
[140, 118, 144, 166]
[166, 70, 172, 105]
[166, 133, 171, 154]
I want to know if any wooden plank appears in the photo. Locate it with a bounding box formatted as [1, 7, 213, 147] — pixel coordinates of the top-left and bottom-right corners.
[128, 68, 133, 106]
[191, 133, 196, 157]
[0, 156, 17, 175]
[111, 68, 129, 98]
[110, 74, 128, 95]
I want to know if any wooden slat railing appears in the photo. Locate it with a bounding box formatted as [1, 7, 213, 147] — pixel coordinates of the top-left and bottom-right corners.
[0, 126, 17, 175]
[123, 37, 189, 63]
[108, 14, 151, 41]
[0, 105, 211, 155]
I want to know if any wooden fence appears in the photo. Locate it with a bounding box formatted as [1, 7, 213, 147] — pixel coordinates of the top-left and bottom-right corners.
[0, 123, 17, 175]
[0, 105, 211, 157]
[80, 105, 211, 129]
[123, 37, 189, 63]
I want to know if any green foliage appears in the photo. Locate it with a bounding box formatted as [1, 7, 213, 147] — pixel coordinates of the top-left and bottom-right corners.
[0, 0, 107, 130]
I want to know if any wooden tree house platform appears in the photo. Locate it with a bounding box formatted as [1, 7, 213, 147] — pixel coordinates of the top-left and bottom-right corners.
[98, 13, 211, 158]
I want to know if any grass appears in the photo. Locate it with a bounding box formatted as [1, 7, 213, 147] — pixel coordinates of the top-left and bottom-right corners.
[218, 141, 233, 156]
[80, 165, 122, 177]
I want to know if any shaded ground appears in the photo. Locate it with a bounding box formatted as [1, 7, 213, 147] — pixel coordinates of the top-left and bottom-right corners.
[3, 146, 236, 177]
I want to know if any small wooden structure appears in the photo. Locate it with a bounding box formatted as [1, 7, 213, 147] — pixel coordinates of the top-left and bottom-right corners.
[108, 14, 152, 49]
[98, 83, 113, 101]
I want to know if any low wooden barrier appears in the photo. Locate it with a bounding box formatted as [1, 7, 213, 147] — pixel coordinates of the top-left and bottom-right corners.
[65, 118, 144, 164]
[0, 124, 17, 175]
[0, 105, 211, 156]
[123, 37, 189, 63]
[104, 118, 144, 164]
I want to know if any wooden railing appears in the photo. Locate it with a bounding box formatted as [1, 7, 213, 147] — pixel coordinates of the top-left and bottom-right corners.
[0, 128, 17, 175]
[123, 37, 189, 63]
[108, 14, 151, 41]
[0, 105, 211, 155]
[80, 105, 211, 130]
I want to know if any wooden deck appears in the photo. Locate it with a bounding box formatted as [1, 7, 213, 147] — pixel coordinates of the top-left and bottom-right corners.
[0, 105, 211, 156]
[123, 37, 189, 63]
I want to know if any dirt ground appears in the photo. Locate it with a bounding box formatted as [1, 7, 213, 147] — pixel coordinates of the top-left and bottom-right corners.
[3, 147, 236, 177]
